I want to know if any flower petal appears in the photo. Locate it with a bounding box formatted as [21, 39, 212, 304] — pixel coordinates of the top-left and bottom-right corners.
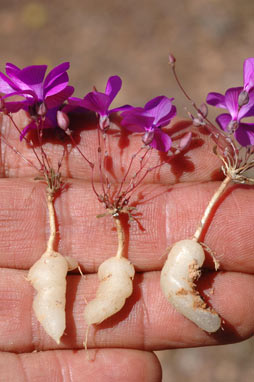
[45, 85, 74, 109]
[11, 65, 47, 100]
[149, 128, 172, 152]
[206, 92, 226, 108]
[234, 122, 254, 146]
[3, 89, 37, 99]
[17, 65, 47, 85]
[144, 96, 174, 125]
[2, 90, 35, 112]
[80, 92, 110, 116]
[105, 76, 122, 104]
[0, 72, 17, 94]
[43, 62, 70, 89]
[5, 62, 21, 78]
[216, 113, 232, 131]
[20, 121, 37, 141]
[158, 105, 177, 127]
[110, 104, 133, 113]
[44, 72, 69, 98]
[1, 100, 26, 113]
[243, 58, 254, 92]
[68, 96, 83, 105]
[121, 108, 154, 132]
[224, 87, 242, 120]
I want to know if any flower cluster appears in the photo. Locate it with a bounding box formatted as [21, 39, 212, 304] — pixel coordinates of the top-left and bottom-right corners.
[0, 64, 176, 151]
[0, 63, 74, 139]
[206, 58, 254, 146]
[1, 57, 254, 185]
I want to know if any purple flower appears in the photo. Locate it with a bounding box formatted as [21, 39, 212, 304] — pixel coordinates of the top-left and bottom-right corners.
[243, 58, 254, 93]
[206, 87, 254, 146]
[120, 96, 176, 152]
[0, 62, 74, 109]
[0, 62, 74, 139]
[68, 75, 130, 130]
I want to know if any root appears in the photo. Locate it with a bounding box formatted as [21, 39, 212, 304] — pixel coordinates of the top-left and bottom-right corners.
[160, 239, 221, 333]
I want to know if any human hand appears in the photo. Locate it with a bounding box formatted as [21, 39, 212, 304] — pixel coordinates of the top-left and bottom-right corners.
[0, 112, 254, 381]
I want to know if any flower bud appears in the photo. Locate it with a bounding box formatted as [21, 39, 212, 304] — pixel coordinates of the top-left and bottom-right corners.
[57, 110, 70, 133]
[168, 53, 176, 65]
[238, 90, 249, 107]
[142, 130, 154, 146]
[199, 103, 208, 118]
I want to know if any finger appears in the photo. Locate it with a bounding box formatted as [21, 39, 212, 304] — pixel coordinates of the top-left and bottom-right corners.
[0, 178, 253, 273]
[1, 112, 221, 183]
[1, 268, 254, 352]
[0, 349, 162, 382]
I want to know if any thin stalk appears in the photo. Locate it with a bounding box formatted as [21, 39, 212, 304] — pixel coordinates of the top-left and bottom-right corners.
[46, 192, 56, 252]
[193, 175, 232, 242]
[122, 147, 152, 197]
[0, 134, 40, 171]
[7, 114, 44, 169]
[114, 217, 125, 259]
[126, 160, 164, 196]
[91, 165, 100, 199]
[97, 127, 106, 199]
[68, 133, 94, 168]
[170, 60, 227, 145]
[37, 118, 51, 171]
[103, 131, 113, 197]
[35, 119, 47, 172]
[239, 160, 254, 172]
[122, 156, 164, 201]
[116, 146, 143, 200]
[171, 63, 193, 103]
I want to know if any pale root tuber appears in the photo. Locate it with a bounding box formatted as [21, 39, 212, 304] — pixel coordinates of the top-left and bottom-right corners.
[84, 256, 135, 325]
[160, 239, 221, 333]
[28, 190, 78, 344]
[27, 248, 78, 344]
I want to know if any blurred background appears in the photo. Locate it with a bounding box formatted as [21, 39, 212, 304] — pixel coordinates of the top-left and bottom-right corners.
[2, 0, 254, 111]
[0, 0, 253, 380]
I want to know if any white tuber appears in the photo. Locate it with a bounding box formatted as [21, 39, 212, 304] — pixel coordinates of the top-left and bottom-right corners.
[84, 256, 135, 325]
[27, 249, 77, 344]
[160, 239, 221, 333]
[160, 177, 231, 332]
[28, 189, 78, 344]
[84, 215, 135, 334]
